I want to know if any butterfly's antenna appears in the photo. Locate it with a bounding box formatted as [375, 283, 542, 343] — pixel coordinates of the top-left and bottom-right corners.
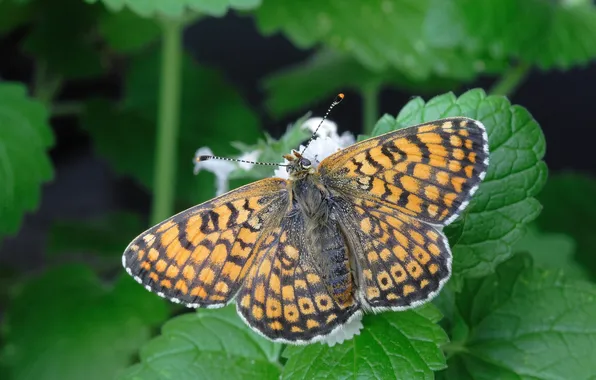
[197, 94, 343, 167]
[300, 93, 344, 155]
[196, 155, 288, 167]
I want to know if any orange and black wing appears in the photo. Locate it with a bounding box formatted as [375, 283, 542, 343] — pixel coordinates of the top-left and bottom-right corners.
[122, 178, 288, 308]
[335, 197, 451, 311]
[319, 117, 489, 226]
[236, 212, 361, 343]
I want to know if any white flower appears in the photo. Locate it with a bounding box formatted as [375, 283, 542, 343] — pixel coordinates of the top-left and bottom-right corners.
[193, 148, 263, 196]
[274, 118, 355, 179]
[338, 130, 356, 147]
[237, 150, 261, 170]
[322, 313, 364, 346]
[193, 147, 235, 196]
[273, 160, 291, 179]
[301, 117, 338, 138]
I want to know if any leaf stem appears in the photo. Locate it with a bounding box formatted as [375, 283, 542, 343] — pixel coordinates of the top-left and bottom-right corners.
[442, 341, 469, 359]
[361, 82, 380, 135]
[489, 62, 531, 97]
[151, 19, 184, 225]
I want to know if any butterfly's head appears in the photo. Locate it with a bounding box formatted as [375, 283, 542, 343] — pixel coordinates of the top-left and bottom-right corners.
[282, 92, 343, 180]
[283, 150, 314, 178]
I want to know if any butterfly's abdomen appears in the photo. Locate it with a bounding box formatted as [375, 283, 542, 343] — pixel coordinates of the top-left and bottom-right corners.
[293, 176, 354, 306]
[319, 224, 353, 306]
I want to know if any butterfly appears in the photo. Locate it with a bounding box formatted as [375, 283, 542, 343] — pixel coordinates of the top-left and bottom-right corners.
[122, 96, 489, 344]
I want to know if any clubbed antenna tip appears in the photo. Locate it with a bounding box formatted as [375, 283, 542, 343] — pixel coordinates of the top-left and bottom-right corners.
[301, 93, 345, 155]
[195, 153, 285, 167]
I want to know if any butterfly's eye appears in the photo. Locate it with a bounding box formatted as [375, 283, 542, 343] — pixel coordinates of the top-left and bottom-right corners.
[300, 158, 312, 168]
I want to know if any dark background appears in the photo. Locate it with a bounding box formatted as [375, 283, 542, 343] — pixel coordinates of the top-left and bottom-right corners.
[1, 12, 595, 272]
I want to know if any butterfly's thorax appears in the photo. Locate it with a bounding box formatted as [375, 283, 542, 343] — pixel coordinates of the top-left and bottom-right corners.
[290, 173, 327, 222]
[291, 174, 353, 305]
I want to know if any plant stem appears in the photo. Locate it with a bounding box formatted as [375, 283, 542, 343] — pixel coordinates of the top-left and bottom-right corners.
[151, 19, 184, 225]
[489, 62, 531, 97]
[362, 82, 380, 135]
[33, 61, 62, 105]
[51, 101, 84, 117]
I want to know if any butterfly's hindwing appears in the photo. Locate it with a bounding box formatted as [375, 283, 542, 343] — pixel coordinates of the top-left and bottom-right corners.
[334, 197, 451, 311]
[319, 117, 489, 226]
[122, 178, 288, 308]
[236, 204, 360, 343]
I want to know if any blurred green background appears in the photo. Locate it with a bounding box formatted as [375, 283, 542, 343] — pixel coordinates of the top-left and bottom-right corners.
[1, 0, 596, 379]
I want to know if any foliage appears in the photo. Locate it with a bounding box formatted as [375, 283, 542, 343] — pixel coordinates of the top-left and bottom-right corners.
[0, 266, 168, 380]
[259, 0, 596, 117]
[513, 225, 588, 280]
[535, 173, 596, 281]
[263, 49, 461, 118]
[85, 0, 262, 18]
[0, 83, 53, 241]
[81, 50, 262, 206]
[1, 0, 596, 379]
[47, 212, 144, 258]
[255, 0, 505, 81]
[282, 304, 447, 380]
[452, 0, 596, 70]
[441, 254, 596, 379]
[120, 306, 282, 380]
[23, 0, 104, 80]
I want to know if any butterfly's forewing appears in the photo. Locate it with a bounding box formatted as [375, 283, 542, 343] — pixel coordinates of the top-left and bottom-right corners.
[122, 178, 288, 308]
[319, 117, 489, 226]
[236, 212, 361, 343]
[319, 117, 488, 310]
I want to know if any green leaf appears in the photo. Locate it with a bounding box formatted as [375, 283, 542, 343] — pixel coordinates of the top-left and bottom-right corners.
[23, 0, 103, 79]
[1, 266, 168, 380]
[255, 0, 506, 81]
[0, 0, 32, 34]
[0, 82, 54, 241]
[282, 304, 447, 380]
[373, 89, 547, 277]
[535, 172, 596, 280]
[48, 212, 144, 257]
[82, 50, 262, 205]
[444, 254, 596, 379]
[263, 49, 460, 118]
[369, 113, 397, 137]
[98, 7, 161, 53]
[85, 0, 262, 18]
[82, 99, 219, 207]
[453, 0, 596, 70]
[514, 225, 588, 280]
[120, 306, 282, 380]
